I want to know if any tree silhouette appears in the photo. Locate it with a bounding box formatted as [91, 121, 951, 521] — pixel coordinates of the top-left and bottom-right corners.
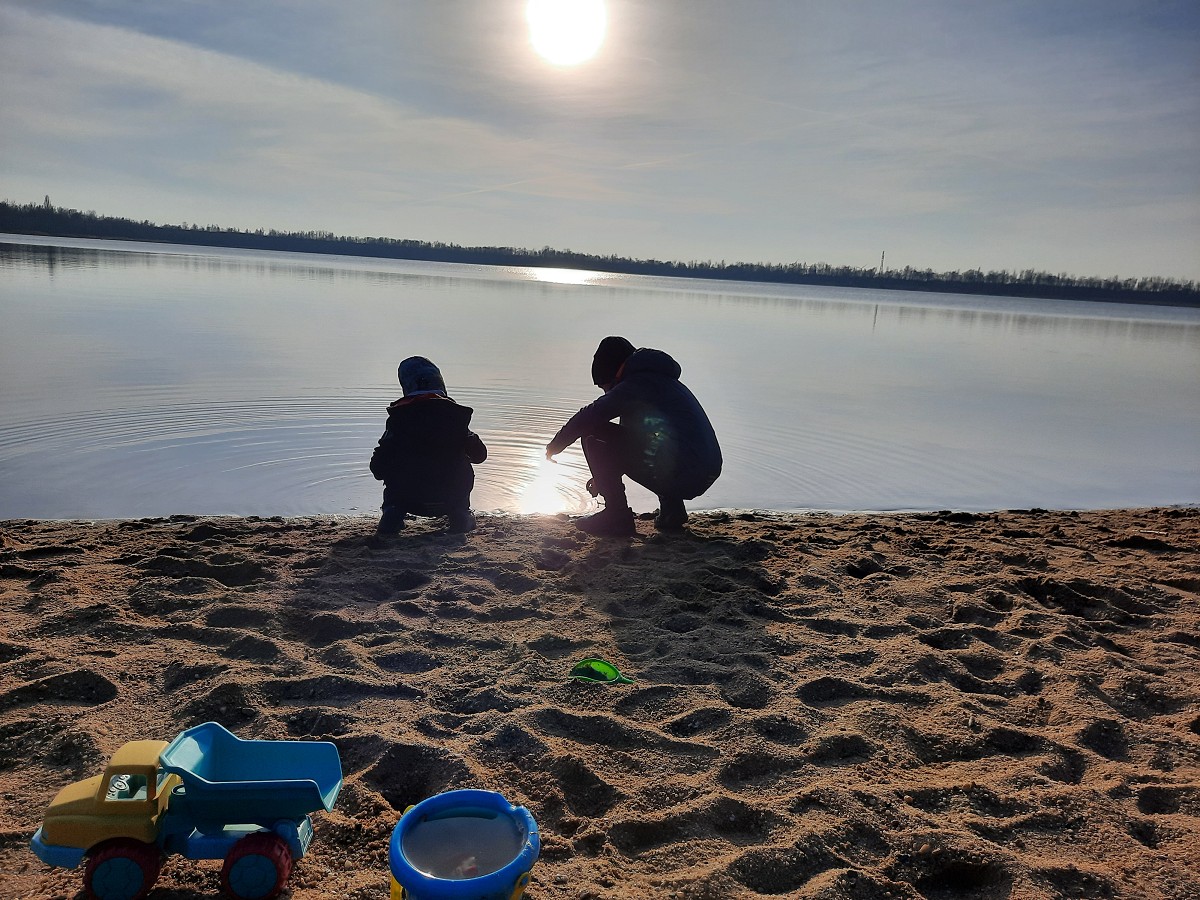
[1, 198, 1195, 306]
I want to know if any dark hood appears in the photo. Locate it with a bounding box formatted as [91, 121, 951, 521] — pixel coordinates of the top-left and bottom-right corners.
[620, 347, 682, 381]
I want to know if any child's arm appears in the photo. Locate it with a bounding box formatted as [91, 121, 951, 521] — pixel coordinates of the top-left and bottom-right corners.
[465, 430, 487, 464]
[369, 426, 397, 480]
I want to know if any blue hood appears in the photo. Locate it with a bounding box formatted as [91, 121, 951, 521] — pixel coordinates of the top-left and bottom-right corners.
[398, 356, 447, 396]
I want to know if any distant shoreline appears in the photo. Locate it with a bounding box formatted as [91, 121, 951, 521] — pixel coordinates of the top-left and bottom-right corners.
[3, 199, 1198, 308]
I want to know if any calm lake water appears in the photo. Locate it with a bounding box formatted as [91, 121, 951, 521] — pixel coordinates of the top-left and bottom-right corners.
[2, 235, 1198, 520]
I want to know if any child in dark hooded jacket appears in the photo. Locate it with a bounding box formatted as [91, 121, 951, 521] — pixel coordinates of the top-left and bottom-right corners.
[545, 337, 722, 536]
[369, 357, 486, 533]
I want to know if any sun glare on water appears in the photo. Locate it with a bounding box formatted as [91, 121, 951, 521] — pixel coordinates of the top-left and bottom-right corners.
[517, 455, 579, 514]
[527, 266, 600, 285]
[526, 0, 607, 66]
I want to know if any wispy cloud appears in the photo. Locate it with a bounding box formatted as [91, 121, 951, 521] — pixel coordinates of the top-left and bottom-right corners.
[1, 1, 1197, 277]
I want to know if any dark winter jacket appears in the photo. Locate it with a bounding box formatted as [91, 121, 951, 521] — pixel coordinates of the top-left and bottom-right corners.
[547, 348, 722, 499]
[370, 393, 487, 505]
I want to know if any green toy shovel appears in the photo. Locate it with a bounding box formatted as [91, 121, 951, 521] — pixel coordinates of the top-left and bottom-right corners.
[569, 658, 635, 684]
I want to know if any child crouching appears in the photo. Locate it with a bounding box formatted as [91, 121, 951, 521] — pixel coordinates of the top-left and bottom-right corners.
[369, 356, 487, 534]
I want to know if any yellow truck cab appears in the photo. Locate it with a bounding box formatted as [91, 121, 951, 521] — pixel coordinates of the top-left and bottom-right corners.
[31, 722, 342, 900]
[40, 739, 181, 851]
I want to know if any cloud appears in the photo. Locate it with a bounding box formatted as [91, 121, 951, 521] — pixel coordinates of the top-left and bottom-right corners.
[1, 1, 1197, 277]
[0, 6, 636, 225]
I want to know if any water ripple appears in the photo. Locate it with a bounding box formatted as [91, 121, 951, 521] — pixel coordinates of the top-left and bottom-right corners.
[0, 393, 605, 518]
[2, 241, 1196, 517]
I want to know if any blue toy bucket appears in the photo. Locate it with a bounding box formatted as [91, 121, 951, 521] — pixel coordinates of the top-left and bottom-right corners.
[388, 790, 539, 900]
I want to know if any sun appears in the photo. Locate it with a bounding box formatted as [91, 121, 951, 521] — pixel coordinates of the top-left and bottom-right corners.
[526, 0, 607, 66]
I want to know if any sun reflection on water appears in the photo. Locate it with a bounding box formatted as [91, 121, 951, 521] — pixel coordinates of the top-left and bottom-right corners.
[522, 266, 608, 285]
[516, 454, 581, 514]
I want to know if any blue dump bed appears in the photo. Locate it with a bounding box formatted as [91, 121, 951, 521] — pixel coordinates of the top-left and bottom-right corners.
[159, 722, 342, 828]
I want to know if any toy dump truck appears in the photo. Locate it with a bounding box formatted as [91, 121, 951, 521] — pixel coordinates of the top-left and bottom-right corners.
[30, 721, 342, 900]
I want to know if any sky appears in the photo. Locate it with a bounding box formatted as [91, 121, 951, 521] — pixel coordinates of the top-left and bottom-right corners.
[1, 0, 1198, 281]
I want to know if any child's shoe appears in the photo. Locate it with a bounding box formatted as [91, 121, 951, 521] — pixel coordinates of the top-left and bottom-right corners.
[655, 497, 688, 532]
[575, 505, 636, 537]
[447, 510, 476, 533]
[377, 505, 406, 534]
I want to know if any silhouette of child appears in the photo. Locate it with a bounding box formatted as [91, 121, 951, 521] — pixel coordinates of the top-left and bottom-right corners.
[369, 357, 486, 533]
[545, 336, 722, 536]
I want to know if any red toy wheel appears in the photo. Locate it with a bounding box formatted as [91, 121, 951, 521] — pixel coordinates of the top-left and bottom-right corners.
[83, 838, 162, 900]
[220, 831, 294, 900]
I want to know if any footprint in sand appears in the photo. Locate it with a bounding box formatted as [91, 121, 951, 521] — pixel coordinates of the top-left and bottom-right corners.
[727, 840, 843, 894]
[547, 754, 623, 817]
[181, 681, 258, 727]
[204, 604, 274, 629]
[374, 648, 440, 674]
[0, 717, 72, 770]
[223, 634, 281, 663]
[135, 551, 272, 586]
[259, 673, 422, 705]
[0, 669, 118, 712]
[718, 749, 806, 790]
[525, 632, 589, 658]
[806, 731, 877, 765]
[1137, 785, 1200, 816]
[664, 706, 732, 737]
[283, 708, 355, 738]
[362, 742, 474, 811]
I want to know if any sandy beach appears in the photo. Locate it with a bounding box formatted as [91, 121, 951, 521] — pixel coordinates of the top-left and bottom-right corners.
[0, 507, 1197, 899]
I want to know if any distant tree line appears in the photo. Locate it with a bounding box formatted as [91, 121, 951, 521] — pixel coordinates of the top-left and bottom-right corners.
[3, 197, 1197, 306]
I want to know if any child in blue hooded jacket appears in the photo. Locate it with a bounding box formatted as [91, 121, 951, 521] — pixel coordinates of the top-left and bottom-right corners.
[369, 357, 486, 534]
[545, 337, 722, 536]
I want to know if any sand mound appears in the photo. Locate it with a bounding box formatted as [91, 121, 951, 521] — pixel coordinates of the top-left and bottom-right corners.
[1, 507, 1197, 899]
